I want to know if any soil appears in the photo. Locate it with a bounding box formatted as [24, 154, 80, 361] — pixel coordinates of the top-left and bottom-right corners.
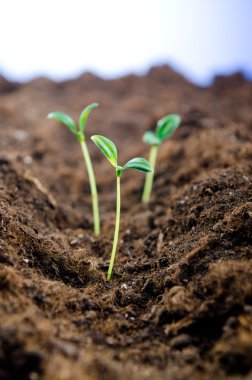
[0, 66, 251, 380]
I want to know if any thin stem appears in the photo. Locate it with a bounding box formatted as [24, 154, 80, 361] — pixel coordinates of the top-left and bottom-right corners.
[80, 140, 100, 236]
[142, 145, 158, 203]
[107, 175, 121, 281]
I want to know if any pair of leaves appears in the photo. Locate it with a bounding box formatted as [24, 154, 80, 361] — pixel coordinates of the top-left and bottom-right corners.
[143, 114, 181, 146]
[91, 135, 153, 174]
[47, 102, 99, 137]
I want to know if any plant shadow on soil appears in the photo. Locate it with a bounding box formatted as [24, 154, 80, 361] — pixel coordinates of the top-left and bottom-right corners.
[0, 67, 252, 380]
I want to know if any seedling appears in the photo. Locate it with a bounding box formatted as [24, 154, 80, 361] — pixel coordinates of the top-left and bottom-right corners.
[91, 135, 153, 280]
[47, 103, 100, 236]
[142, 114, 181, 203]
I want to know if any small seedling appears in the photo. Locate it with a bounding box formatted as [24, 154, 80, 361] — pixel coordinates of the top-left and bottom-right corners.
[142, 114, 181, 203]
[91, 135, 153, 280]
[47, 103, 100, 236]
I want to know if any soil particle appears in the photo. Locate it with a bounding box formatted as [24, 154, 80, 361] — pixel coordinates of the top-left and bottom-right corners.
[170, 334, 192, 350]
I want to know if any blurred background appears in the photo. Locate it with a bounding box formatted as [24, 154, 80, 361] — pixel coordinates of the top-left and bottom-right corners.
[0, 0, 251, 86]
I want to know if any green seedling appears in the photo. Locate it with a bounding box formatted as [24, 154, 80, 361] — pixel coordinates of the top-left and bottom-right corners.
[142, 114, 181, 203]
[47, 103, 100, 236]
[91, 135, 153, 280]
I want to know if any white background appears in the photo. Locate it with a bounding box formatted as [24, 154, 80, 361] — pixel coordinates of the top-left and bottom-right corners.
[0, 0, 251, 85]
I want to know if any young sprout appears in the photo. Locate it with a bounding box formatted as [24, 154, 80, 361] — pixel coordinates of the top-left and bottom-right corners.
[47, 103, 100, 236]
[142, 114, 181, 203]
[91, 135, 153, 281]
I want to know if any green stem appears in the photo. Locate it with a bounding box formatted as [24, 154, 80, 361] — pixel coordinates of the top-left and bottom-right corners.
[142, 145, 158, 203]
[107, 175, 121, 281]
[80, 140, 100, 236]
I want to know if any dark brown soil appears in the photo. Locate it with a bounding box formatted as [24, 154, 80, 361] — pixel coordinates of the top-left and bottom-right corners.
[0, 66, 251, 380]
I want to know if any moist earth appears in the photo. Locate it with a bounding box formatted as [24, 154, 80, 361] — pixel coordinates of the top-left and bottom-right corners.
[0, 66, 251, 380]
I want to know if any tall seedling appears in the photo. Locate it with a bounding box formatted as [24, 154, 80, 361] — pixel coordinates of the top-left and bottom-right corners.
[48, 103, 100, 236]
[91, 135, 153, 280]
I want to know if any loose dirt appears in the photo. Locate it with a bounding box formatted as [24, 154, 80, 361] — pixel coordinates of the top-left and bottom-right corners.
[0, 66, 251, 380]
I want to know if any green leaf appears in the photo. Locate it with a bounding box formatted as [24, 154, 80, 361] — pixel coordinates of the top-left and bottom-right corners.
[143, 130, 161, 146]
[155, 114, 181, 142]
[47, 112, 77, 135]
[79, 102, 99, 133]
[91, 135, 117, 167]
[123, 157, 153, 173]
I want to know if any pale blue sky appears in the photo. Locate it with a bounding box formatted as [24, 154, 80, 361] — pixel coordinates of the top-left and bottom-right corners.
[0, 0, 251, 85]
